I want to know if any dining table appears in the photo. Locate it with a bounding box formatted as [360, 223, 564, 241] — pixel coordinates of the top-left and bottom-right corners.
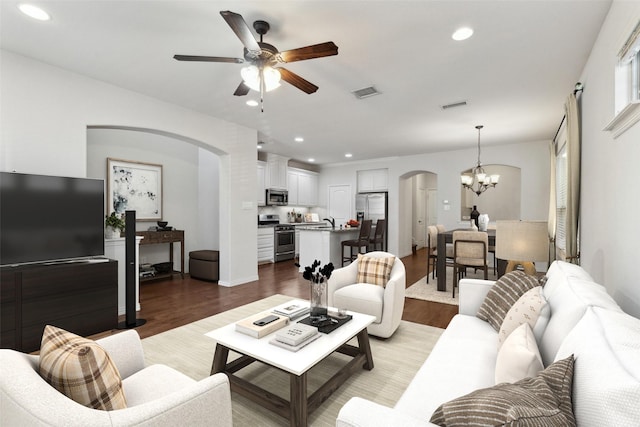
[436, 228, 504, 292]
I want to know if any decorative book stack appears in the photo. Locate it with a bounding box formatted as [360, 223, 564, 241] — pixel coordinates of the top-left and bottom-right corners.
[271, 300, 310, 320]
[235, 311, 289, 338]
[269, 323, 320, 352]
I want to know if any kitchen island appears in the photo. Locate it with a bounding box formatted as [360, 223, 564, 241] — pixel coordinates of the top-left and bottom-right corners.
[298, 226, 360, 271]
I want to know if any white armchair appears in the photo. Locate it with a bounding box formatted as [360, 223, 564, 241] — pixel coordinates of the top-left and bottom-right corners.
[328, 251, 406, 338]
[0, 330, 232, 426]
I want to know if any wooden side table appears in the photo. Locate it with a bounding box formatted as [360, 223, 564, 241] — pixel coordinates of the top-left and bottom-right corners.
[136, 230, 184, 281]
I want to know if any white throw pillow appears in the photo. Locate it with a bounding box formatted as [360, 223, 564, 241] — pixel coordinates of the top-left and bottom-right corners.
[495, 323, 544, 384]
[498, 286, 550, 347]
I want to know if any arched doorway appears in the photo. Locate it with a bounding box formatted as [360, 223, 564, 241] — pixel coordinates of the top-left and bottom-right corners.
[86, 126, 224, 269]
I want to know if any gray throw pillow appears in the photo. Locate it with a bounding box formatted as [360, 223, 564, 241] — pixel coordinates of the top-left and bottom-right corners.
[430, 355, 575, 427]
[476, 270, 541, 332]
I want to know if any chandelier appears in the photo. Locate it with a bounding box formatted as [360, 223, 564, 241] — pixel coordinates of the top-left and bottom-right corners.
[461, 125, 500, 196]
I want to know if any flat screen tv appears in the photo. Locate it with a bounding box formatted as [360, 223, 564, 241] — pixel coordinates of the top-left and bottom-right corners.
[0, 172, 105, 266]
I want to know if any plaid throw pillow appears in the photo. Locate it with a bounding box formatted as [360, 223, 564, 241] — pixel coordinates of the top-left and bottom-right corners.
[476, 270, 541, 332]
[430, 355, 576, 426]
[356, 254, 395, 287]
[39, 325, 127, 410]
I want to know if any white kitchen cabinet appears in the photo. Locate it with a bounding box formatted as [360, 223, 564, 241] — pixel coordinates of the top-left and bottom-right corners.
[357, 168, 388, 192]
[266, 154, 288, 189]
[298, 171, 318, 206]
[287, 167, 318, 206]
[257, 161, 266, 206]
[257, 227, 274, 263]
[287, 170, 299, 206]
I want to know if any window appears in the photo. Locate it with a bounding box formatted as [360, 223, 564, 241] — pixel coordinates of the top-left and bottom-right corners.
[606, 20, 640, 137]
[555, 143, 567, 255]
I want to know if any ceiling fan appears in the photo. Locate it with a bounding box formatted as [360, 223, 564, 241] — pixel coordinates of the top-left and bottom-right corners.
[174, 10, 338, 108]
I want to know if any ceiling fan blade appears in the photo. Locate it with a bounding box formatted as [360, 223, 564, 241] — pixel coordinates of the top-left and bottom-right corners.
[233, 81, 250, 96]
[173, 55, 243, 63]
[220, 11, 261, 56]
[278, 42, 338, 63]
[278, 68, 318, 94]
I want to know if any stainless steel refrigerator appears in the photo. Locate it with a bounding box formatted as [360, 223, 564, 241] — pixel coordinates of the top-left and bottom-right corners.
[356, 192, 388, 250]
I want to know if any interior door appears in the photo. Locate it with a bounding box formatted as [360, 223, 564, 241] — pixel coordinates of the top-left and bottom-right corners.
[415, 188, 426, 248]
[328, 184, 351, 227]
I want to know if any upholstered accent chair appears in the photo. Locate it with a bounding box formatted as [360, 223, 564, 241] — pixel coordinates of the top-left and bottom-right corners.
[452, 230, 489, 297]
[328, 251, 406, 338]
[0, 329, 232, 426]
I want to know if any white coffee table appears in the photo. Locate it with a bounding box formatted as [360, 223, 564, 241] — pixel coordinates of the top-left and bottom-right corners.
[205, 299, 376, 427]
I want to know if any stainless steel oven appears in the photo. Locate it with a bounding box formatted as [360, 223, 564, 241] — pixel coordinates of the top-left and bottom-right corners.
[274, 224, 295, 262]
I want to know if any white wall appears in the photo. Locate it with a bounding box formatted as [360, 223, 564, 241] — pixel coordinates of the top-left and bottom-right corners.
[578, 0, 640, 318]
[0, 50, 258, 286]
[86, 128, 220, 269]
[320, 141, 550, 258]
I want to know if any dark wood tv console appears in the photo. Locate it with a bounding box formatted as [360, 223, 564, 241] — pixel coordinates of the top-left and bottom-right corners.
[1, 259, 118, 353]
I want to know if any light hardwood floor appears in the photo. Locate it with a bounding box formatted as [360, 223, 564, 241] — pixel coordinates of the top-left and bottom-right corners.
[101, 247, 457, 340]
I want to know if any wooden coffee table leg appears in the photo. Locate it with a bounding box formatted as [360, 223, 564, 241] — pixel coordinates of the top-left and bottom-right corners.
[290, 372, 308, 427]
[357, 329, 374, 370]
[210, 343, 229, 375]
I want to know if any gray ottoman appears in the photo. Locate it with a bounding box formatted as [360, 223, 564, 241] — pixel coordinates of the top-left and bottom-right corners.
[189, 250, 219, 282]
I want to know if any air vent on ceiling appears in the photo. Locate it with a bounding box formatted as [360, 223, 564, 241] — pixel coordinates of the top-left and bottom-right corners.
[441, 101, 468, 110]
[352, 86, 380, 99]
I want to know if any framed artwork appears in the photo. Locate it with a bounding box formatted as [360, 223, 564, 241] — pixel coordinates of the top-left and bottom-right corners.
[107, 158, 163, 221]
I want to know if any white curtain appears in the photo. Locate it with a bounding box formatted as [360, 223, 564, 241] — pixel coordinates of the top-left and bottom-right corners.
[565, 93, 580, 264]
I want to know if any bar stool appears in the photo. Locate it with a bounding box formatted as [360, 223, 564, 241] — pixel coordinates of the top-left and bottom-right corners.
[369, 219, 386, 251]
[341, 220, 373, 266]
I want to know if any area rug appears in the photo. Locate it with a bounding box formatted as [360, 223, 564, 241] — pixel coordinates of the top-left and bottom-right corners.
[141, 294, 443, 426]
[405, 269, 497, 305]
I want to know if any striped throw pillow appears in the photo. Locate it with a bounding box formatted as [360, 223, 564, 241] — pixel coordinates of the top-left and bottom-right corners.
[356, 254, 396, 287]
[430, 355, 576, 426]
[38, 325, 127, 410]
[476, 270, 541, 332]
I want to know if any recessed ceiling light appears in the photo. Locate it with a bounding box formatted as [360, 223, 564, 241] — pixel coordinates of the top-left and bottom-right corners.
[18, 3, 50, 21]
[345, 153, 353, 158]
[307, 158, 315, 162]
[246, 100, 259, 107]
[452, 27, 473, 41]
[294, 137, 304, 143]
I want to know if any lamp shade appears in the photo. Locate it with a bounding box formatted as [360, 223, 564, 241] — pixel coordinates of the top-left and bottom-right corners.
[495, 220, 548, 262]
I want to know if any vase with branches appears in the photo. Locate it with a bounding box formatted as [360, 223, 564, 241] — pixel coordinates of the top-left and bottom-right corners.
[300, 259, 334, 324]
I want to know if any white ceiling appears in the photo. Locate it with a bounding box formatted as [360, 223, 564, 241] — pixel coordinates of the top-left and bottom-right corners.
[0, 0, 612, 165]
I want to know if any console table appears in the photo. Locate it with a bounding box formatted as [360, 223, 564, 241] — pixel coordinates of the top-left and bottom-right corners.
[136, 230, 184, 281]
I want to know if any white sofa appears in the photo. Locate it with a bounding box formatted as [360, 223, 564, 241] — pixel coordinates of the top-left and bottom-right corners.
[337, 261, 640, 426]
[0, 329, 232, 426]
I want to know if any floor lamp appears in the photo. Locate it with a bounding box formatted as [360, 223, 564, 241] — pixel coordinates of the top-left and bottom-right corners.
[496, 220, 549, 276]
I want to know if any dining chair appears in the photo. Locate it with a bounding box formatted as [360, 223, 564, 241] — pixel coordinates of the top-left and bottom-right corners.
[452, 230, 488, 297]
[341, 219, 373, 266]
[426, 226, 454, 283]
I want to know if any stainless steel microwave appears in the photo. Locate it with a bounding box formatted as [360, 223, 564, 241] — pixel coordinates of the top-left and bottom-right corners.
[266, 188, 288, 206]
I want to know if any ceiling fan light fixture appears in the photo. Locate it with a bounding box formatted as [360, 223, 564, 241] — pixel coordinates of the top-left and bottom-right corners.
[241, 65, 281, 92]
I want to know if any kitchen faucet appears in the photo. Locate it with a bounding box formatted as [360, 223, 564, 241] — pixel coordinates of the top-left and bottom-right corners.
[323, 217, 335, 229]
